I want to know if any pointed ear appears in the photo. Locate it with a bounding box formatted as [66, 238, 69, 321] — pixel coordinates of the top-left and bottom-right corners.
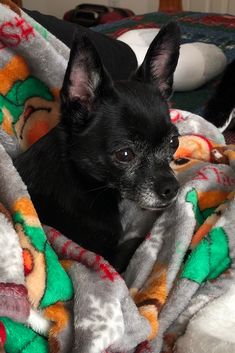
[61, 32, 111, 110]
[134, 22, 180, 99]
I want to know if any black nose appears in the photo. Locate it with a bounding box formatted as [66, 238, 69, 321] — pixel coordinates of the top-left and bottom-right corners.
[156, 177, 179, 202]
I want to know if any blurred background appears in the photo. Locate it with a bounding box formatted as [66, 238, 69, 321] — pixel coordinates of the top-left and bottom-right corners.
[21, 0, 235, 20]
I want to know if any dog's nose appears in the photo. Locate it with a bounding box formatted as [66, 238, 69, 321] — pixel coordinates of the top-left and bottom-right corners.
[157, 177, 179, 202]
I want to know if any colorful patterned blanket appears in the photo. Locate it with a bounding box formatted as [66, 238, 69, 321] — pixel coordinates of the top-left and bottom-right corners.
[0, 2, 235, 353]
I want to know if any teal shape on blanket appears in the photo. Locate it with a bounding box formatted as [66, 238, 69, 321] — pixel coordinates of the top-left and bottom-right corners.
[0, 76, 53, 125]
[0, 89, 20, 125]
[186, 189, 204, 226]
[186, 188, 216, 228]
[202, 207, 215, 219]
[0, 317, 48, 353]
[14, 212, 46, 251]
[207, 228, 231, 280]
[181, 227, 231, 283]
[181, 238, 209, 282]
[40, 242, 74, 308]
[31, 22, 48, 40]
[13, 211, 74, 308]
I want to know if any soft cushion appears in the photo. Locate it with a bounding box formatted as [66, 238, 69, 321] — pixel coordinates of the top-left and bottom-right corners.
[117, 28, 227, 91]
[175, 284, 235, 353]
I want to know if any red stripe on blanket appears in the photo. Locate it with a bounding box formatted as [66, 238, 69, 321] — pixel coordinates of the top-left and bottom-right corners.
[47, 228, 61, 245]
[0, 17, 35, 50]
[191, 134, 213, 151]
[0, 322, 6, 345]
[61, 240, 73, 256]
[75, 248, 87, 262]
[99, 263, 120, 281]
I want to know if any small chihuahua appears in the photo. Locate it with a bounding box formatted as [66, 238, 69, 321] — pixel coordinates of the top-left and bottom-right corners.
[15, 22, 180, 271]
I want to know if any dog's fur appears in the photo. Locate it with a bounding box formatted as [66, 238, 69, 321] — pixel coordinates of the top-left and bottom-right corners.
[204, 58, 235, 131]
[14, 22, 181, 271]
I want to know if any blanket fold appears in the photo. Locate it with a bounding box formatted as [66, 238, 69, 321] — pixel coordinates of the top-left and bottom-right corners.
[0, 2, 235, 353]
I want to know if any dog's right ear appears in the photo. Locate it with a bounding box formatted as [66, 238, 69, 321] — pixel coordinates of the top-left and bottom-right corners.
[60, 32, 112, 116]
[133, 22, 180, 99]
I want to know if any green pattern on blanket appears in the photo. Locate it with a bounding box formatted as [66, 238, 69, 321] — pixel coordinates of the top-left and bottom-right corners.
[181, 227, 231, 283]
[0, 77, 53, 125]
[1, 317, 48, 353]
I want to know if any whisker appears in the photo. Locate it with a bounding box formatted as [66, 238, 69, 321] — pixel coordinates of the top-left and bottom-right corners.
[86, 185, 109, 193]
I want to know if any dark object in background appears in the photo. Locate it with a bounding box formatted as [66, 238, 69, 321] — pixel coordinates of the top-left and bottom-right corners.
[63, 3, 134, 27]
[204, 59, 235, 130]
[24, 9, 138, 81]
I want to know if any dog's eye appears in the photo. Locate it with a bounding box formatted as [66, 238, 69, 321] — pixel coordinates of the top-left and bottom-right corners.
[115, 148, 135, 163]
[170, 136, 179, 150]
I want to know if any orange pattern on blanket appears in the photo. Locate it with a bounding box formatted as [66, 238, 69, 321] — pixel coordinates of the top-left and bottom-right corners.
[139, 305, 159, 340]
[224, 150, 235, 161]
[190, 190, 230, 248]
[191, 222, 214, 247]
[60, 260, 74, 271]
[13, 197, 38, 217]
[197, 190, 230, 210]
[134, 263, 167, 306]
[13, 196, 41, 227]
[22, 248, 34, 275]
[0, 55, 29, 95]
[190, 207, 229, 247]
[27, 119, 50, 146]
[1, 107, 14, 135]
[44, 302, 71, 353]
[190, 191, 231, 248]
[133, 263, 167, 340]
[50, 88, 60, 99]
[174, 135, 212, 162]
[44, 302, 70, 334]
[16, 224, 46, 308]
[14, 96, 60, 151]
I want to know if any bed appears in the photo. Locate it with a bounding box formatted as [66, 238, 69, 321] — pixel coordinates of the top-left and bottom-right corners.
[93, 10, 235, 115]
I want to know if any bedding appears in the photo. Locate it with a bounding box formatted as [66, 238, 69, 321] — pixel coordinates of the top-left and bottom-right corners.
[93, 11, 235, 116]
[117, 29, 227, 91]
[0, 2, 235, 353]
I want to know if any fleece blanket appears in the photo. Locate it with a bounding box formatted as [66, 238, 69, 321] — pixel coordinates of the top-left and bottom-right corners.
[0, 2, 235, 353]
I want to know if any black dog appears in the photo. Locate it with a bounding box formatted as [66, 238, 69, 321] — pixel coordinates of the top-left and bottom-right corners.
[14, 22, 180, 271]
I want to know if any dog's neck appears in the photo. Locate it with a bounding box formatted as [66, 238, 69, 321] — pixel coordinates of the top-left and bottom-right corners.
[18, 126, 120, 216]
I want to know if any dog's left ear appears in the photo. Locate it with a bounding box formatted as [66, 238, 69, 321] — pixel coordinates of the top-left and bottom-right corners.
[61, 32, 112, 111]
[134, 22, 180, 99]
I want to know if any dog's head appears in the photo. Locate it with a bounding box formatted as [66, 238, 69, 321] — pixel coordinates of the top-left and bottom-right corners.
[60, 22, 181, 210]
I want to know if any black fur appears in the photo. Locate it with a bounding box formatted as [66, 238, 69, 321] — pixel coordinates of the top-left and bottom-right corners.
[14, 22, 181, 271]
[204, 58, 235, 129]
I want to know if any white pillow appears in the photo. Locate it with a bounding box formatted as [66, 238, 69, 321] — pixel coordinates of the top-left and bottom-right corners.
[117, 29, 227, 92]
[175, 284, 235, 353]
[174, 42, 227, 91]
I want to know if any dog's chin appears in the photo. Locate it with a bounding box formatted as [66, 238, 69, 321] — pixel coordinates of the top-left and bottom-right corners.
[140, 203, 172, 211]
[138, 197, 178, 211]
[120, 190, 178, 211]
